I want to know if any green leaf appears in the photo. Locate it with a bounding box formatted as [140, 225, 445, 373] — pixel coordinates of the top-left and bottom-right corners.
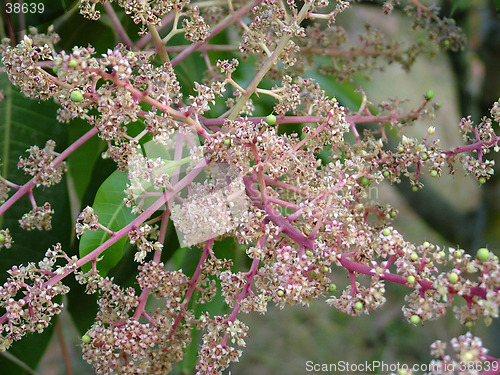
[79, 170, 137, 276]
[449, 0, 469, 17]
[55, 8, 115, 55]
[67, 120, 106, 202]
[0, 75, 71, 370]
[495, 0, 500, 18]
[134, 140, 190, 210]
[66, 157, 117, 335]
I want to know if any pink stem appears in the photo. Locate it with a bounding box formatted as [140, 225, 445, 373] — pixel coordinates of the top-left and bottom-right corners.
[221, 257, 260, 346]
[0, 159, 208, 325]
[136, 13, 176, 49]
[171, 0, 262, 66]
[0, 127, 99, 216]
[103, 3, 134, 48]
[168, 238, 214, 339]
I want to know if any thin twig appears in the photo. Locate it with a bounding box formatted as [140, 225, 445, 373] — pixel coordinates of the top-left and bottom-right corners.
[56, 320, 74, 375]
[103, 2, 134, 48]
[171, 0, 262, 66]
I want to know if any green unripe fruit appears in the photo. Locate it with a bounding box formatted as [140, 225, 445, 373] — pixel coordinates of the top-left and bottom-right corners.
[397, 146, 404, 153]
[68, 59, 78, 68]
[421, 153, 428, 161]
[323, 266, 329, 273]
[390, 210, 397, 218]
[126, 51, 135, 58]
[410, 252, 418, 261]
[277, 290, 284, 297]
[455, 250, 463, 258]
[224, 139, 231, 146]
[0, 233, 4, 243]
[305, 250, 312, 256]
[265, 114, 277, 125]
[359, 176, 370, 186]
[448, 272, 459, 284]
[36, 323, 44, 330]
[425, 90, 434, 100]
[70, 90, 84, 102]
[267, 295, 272, 301]
[52, 65, 59, 74]
[407, 275, 416, 284]
[355, 301, 364, 310]
[443, 39, 450, 48]
[329, 283, 336, 292]
[399, 369, 408, 375]
[438, 251, 446, 258]
[478, 177, 486, 184]
[476, 248, 490, 262]
[81, 334, 92, 343]
[423, 241, 430, 248]
[382, 228, 391, 236]
[383, 171, 390, 178]
[430, 170, 438, 177]
[465, 321, 474, 328]
[412, 186, 419, 192]
[255, 211, 262, 218]
[410, 315, 421, 325]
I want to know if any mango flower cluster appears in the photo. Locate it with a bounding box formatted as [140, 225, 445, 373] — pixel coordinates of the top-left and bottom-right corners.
[0, 0, 499, 374]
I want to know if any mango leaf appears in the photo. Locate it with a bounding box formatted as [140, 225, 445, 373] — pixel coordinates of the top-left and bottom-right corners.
[134, 140, 191, 210]
[0, 75, 71, 371]
[67, 157, 117, 335]
[79, 170, 136, 275]
[66, 120, 106, 202]
[55, 7, 115, 55]
[449, 0, 470, 17]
